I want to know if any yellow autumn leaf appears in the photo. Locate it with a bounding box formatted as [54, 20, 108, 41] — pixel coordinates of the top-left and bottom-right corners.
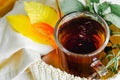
[24, 1, 59, 27]
[6, 15, 52, 44]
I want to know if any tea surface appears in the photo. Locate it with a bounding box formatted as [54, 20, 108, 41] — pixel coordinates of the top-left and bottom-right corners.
[58, 16, 105, 54]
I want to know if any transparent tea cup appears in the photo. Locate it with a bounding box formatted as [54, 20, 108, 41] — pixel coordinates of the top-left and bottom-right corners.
[54, 11, 110, 77]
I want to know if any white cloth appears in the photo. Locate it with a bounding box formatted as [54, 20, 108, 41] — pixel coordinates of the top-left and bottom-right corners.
[0, 0, 120, 80]
[0, 0, 53, 80]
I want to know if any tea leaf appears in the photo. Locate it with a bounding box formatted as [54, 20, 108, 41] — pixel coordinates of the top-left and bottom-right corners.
[106, 58, 115, 68]
[85, 0, 91, 7]
[117, 56, 120, 60]
[111, 66, 117, 73]
[105, 13, 120, 28]
[91, 0, 99, 3]
[116, 50, 120, 57]
[112, 50, 116, 57]
[109, 4, 120, 17]
[85, 0, 95, 13]
[114, 58, 119, 70]
[106, 53, 114, 59]
[97, 1, 109, 16]
[106, 53, 114, 61]
[106, 21, 112, 26]
[60, 0, 85, 14]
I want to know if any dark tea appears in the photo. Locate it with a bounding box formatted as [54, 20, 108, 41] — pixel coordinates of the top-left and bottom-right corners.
[54, 12, 110, 77]
[58, 17, 105, 54]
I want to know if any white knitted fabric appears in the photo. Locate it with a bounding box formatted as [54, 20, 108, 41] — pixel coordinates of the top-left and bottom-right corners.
[29, 59, 120, 80]
[30, 59, 87, 80]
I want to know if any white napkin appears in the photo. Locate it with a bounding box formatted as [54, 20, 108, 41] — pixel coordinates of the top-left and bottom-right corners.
[0, 0, 53, 80]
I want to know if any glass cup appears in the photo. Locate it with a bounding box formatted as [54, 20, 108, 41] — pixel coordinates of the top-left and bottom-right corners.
[54, 11, 110, 77]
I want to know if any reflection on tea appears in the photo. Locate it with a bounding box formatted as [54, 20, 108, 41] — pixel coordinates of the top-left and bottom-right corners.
[58, 16, 105, 54]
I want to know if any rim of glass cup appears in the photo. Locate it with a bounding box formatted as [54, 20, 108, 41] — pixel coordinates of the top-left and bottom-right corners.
[54, 11, 110, 57]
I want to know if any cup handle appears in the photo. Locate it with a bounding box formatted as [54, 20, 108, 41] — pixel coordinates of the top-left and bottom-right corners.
[88, 57, 108, 79]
